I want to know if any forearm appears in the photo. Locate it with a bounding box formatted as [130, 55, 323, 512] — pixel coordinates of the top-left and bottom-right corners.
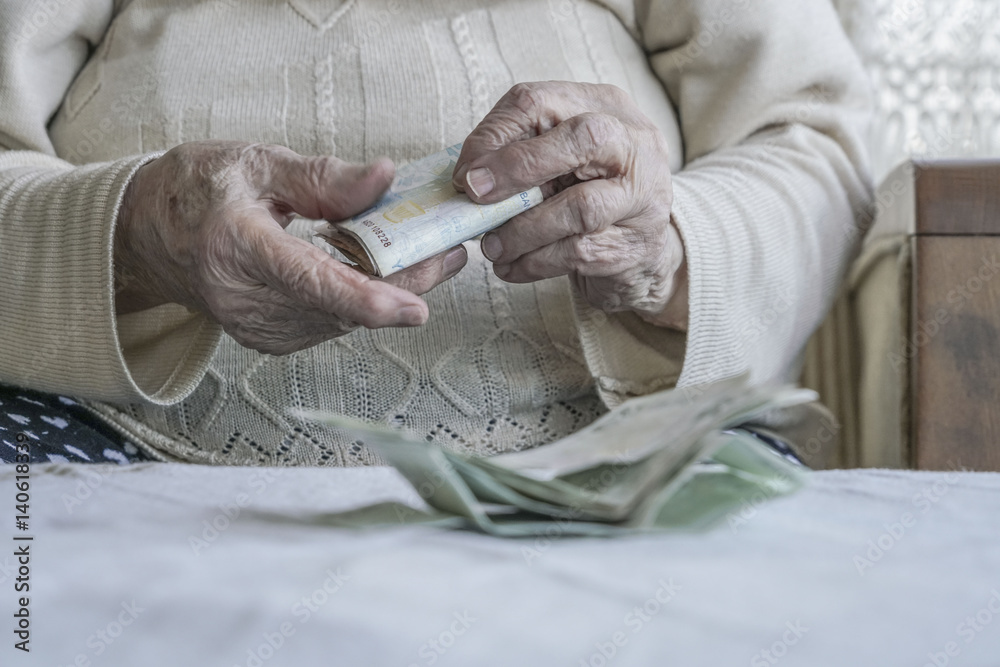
[0, 152, 221, 402]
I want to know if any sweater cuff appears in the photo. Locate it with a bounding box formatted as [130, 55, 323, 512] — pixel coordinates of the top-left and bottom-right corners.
[0, 152, 222, 403]
[668, 174, 758, 387]
[570, 285, 686, 410]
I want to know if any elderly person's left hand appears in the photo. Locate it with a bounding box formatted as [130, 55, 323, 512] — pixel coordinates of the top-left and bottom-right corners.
[453, 81, 688, 331]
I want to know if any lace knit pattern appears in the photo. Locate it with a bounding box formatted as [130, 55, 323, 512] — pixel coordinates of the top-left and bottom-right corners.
[0, 0, 873, 466]
[71, 0, 646, 465]
[87, 234, 606, 466]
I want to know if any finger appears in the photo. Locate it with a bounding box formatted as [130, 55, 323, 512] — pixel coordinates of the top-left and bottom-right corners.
[383, 245, 468, 295]
[494, 226, 637, 284]
[259, 145, 395, 222]
[453, 82, 634, 197]
[481, 180, 631, 264]
[244, 245, 468, 347]
[455, 112, 632, 204]
[453, 82, 629, 181]
[247, 218, 431, 329]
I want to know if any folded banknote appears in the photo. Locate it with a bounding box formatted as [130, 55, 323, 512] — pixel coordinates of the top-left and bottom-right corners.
[296, 376, 814, 537]
[316, 143, 543, 276]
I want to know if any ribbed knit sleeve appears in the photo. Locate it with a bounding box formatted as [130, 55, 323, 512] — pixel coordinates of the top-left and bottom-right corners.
[0, 2, 222, 403]
[575, 0, 874, 404]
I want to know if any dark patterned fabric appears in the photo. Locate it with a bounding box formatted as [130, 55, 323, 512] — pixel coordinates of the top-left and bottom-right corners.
[0, 384, 152, 464]
[0, 383, 805, 468]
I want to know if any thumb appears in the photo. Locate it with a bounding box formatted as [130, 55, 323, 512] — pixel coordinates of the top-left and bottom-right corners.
[250, 220, 430, 329]
[263, 147, 395, 222]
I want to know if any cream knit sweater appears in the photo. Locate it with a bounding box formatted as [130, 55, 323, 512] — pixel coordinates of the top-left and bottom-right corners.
[0, 0, 872, 465]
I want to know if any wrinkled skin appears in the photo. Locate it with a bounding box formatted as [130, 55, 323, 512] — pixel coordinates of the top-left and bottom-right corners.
[453, 81, 688, 330]
[114, 141, 468, 355]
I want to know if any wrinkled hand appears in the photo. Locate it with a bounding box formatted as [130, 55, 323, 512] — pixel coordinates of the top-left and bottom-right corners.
[453, 82, 688, 330]
[114, 141, 467, 354]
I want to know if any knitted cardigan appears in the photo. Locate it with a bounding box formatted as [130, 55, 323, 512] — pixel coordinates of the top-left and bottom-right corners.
[0, 0, 872, 465]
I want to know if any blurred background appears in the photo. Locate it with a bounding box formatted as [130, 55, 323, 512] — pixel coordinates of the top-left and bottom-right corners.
[802, 0, 1000, 471]
[835, 0, 1000, 181]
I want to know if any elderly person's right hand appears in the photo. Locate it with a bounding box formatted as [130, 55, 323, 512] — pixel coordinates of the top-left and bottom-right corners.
[112, 141, 467, 355]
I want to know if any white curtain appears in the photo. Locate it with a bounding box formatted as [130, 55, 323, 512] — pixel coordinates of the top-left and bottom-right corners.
[834, 0, 1000, 180]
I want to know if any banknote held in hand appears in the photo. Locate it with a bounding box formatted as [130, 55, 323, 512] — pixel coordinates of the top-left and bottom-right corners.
[316, 143, 543, 277]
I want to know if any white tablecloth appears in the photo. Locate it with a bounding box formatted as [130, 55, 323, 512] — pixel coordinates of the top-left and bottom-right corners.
[2, 463, 999, 666]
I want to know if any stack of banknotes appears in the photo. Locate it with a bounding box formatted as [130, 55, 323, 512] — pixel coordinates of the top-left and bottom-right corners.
[301, 376, 815, 537]
[315, 143, 543, 276]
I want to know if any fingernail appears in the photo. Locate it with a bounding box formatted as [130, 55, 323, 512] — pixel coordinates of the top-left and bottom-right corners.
[399, 304, 426, 327]
[481, 233, 502, 261]
[466, 167, 495, 198]
[444, 246, 468, 276]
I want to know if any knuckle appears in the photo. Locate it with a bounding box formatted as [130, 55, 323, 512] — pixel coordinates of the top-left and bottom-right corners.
[572, 186, 609, 234]
[575, 113, 605, 144]
[571, 114, 617, 157]
[571, 235, 601, 264]
[512, 143, 550, 180]
[506, 82, 544, 114]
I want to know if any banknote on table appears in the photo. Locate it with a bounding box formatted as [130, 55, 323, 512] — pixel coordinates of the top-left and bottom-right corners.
[297, 376, 813, 537]
[316, 143, 543, 277]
